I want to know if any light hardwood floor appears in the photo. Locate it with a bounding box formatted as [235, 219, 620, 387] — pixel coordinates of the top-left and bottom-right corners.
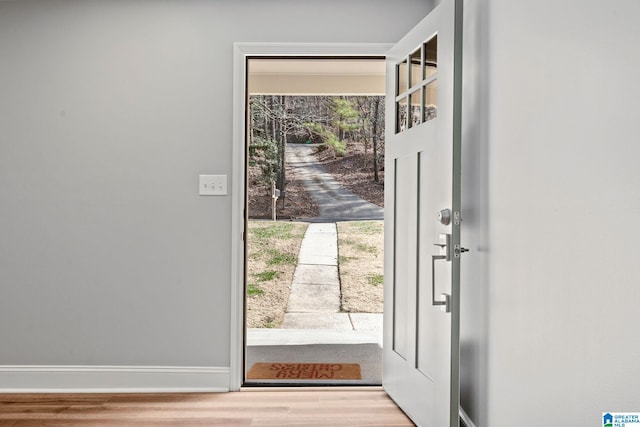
[0, 387, 414, 426]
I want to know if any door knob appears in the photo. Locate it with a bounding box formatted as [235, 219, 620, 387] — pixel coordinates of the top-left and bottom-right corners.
[437, 209, 451, 225]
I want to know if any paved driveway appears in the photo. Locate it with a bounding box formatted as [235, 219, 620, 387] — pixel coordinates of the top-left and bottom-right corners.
[286, 143, 384, 221]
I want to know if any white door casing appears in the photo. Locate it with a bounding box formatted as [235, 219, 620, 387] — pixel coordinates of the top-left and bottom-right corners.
[230, 43, 393, 391]
[383, 0, 463, 425]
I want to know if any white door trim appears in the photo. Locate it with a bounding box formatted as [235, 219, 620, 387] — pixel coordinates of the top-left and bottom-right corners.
[230, 42, 393, 391]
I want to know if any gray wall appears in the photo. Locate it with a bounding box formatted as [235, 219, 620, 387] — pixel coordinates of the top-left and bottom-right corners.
[0, 0, 431, 367]
[461, 0, 640, 425]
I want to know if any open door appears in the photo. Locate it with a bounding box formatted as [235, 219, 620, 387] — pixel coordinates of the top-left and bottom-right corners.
[383, 0, 463, 426]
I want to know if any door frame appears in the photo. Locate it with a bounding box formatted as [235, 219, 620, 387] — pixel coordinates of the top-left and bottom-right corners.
[230, 42, 393, 390]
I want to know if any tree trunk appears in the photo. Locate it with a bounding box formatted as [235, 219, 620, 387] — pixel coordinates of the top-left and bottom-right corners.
[278, 95, 286, 208]
[263, 96, 269, 141]
[372, 97, 380, 183]
[271, 95, 277, 143]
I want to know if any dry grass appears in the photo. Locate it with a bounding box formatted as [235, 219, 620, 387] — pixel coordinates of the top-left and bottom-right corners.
[246, 220, 308, 328]
[337, 220, 384, 313]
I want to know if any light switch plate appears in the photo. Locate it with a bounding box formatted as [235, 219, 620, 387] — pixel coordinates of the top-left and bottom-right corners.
[199, 174, 227, 196]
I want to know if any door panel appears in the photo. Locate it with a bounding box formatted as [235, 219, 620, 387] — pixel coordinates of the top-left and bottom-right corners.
[392, 155, 416, 360]
[383, 0, 462, 425]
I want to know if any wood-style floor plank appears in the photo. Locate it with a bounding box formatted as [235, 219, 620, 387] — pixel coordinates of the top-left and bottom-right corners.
[0, 388, 414, 426]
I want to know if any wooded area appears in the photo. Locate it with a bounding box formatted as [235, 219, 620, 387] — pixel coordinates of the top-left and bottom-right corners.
[248, 95, 385, 217]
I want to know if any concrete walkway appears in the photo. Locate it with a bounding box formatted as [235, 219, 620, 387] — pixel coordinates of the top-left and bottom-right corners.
[283, 223, 340, 325]
[286, 144, 383, 221]
[282, 222, 382, 338]
[247, 222, 382, 347]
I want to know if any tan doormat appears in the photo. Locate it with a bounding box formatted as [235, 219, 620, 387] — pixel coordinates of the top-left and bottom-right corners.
[247, 363, 362, 380]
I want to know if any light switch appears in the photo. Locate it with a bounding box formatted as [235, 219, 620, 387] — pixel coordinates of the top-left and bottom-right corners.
[199, 174, 227, 196]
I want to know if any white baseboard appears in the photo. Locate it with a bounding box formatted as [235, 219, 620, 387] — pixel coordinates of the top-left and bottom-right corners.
[0, 365, 230, 393]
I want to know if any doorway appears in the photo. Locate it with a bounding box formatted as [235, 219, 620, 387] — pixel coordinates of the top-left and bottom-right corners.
[243, 56, 386, 386]
[231, 0, 463, 421]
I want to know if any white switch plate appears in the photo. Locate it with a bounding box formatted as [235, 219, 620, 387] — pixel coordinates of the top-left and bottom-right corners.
[199, 174, 227, 196]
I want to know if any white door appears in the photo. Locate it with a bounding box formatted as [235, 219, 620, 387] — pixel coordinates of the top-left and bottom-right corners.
[383, 0, 463, 425]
